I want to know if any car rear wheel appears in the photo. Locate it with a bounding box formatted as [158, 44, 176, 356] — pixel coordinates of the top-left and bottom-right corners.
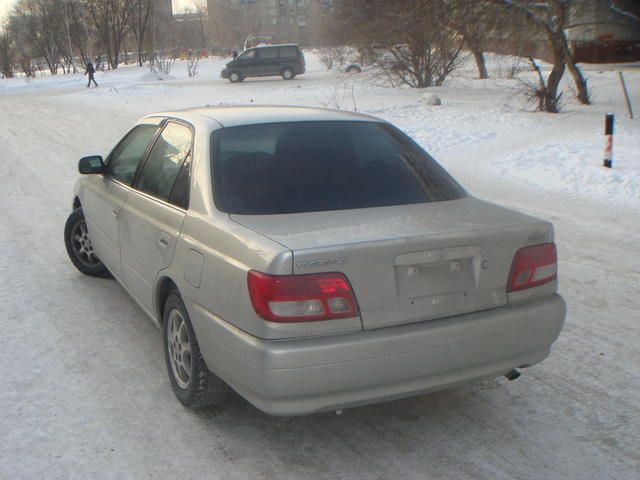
[163, 290, 230, 408]
[282, 67, 295, 80]
[64, 208, 111, 277]
[229, 71, 243, 83]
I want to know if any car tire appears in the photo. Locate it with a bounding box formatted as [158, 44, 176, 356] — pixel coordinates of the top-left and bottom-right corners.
[346, 64, 362, 74]
[163, 290, 230, 408]
[229, 71, 243, 83]
[64, 207, 111, 278]
[282, 67, 295, 80]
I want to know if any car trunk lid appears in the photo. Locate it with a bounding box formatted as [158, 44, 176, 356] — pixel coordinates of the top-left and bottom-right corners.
[231, 197, 553, 330]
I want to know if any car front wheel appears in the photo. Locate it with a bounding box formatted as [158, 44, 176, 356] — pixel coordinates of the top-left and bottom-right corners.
[163, 290, 230, 408]
[229, 71, 243, 83]
[64, 208, 110, 277]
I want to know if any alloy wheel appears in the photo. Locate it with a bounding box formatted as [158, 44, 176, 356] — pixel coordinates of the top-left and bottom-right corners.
[167, 309, 193, 390]
[71, 220, 101, 268]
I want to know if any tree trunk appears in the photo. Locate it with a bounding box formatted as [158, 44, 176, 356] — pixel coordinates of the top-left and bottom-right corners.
[545, 40, 566, 113]
[137, 35, 145, 66]
[472, 48, 489, 79]
[105, 25, 114, 69]
[561, 36, 590, 105]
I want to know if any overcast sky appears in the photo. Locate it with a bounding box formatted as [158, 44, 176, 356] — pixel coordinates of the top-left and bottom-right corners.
[0, 0, 199, 23]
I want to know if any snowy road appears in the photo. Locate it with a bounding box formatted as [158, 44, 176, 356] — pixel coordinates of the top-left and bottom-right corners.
[1, 59, 639, 479]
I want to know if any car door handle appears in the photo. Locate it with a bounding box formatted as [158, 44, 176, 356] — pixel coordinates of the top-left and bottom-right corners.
[111, 208, 120, 218]
[159, 233, 170, 247]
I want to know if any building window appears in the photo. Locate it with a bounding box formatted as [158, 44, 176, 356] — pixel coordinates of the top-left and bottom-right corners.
[297, 15, 307, 26]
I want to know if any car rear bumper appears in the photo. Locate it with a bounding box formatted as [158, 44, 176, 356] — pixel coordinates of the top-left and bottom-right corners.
[188, 294, 566, 416]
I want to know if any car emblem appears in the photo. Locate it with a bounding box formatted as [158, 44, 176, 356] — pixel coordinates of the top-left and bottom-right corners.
[296, 258, 347, 268]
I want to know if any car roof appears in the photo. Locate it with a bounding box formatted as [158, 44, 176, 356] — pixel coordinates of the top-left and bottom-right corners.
[159, 105, 385, 129]
[254, 44, 299, 48]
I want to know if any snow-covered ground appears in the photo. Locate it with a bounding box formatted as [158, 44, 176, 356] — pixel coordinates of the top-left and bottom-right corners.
[0, 53, 638, 479]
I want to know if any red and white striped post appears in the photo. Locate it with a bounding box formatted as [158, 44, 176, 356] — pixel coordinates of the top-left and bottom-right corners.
[604, 113, 614, 168]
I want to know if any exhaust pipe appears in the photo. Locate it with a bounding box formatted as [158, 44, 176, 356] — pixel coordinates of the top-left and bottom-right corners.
[505, 369, 521, 381]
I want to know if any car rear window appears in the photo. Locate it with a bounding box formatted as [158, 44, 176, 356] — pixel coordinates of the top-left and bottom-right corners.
[278, 46, 299, 58]
[212, 121, 466, 215]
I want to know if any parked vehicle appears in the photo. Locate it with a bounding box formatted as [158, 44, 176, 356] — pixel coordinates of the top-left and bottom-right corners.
[65, 106, 566, 416]
[221, 44, 305, 82]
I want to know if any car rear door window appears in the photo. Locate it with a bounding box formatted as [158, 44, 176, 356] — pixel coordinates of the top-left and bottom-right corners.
[106, 124, 160, 185]
[168, 155, 191, 210]
[136, 122, 192, 203]
[278, 46, 299, 58]
[212, 121, 466, 215]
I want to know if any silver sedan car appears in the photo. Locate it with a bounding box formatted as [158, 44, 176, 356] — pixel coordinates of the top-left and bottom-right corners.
[65, 106, 566, 416]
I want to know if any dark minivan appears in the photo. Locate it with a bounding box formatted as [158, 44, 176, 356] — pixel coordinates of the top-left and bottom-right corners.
[221, 44, 306, 83]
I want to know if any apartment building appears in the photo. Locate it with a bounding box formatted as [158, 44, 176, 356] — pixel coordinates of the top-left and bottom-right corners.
[567, 0, 640, 62]
[208, 0, 334, 49]
[487, 0, 639, 63]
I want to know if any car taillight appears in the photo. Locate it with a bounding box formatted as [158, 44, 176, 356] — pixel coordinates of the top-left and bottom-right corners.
[507, 243, 558, 292]
[247, 271, 359, 322]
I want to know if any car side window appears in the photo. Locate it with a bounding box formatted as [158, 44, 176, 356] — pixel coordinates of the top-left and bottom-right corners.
[168, 155, 191, 210]
[238, 49, 256, 61]
[259, 48, 278, 59]
[136, 122, 192, 203]
[106, 124, 160, 185]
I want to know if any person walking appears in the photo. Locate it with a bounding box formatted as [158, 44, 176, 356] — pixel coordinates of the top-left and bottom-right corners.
[84, 62, 98, 88]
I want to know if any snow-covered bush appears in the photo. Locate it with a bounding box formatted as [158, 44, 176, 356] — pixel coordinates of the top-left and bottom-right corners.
[186, 55, 200, 78]
[149, 53, 176, 79]
[317, 47, 350, 71]
[422, 93, 442, 106]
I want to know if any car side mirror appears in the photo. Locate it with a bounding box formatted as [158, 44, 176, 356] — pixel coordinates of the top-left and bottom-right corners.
[78, 155, 105, 174]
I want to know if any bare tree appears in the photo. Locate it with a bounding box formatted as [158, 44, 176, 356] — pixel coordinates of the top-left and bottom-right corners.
[208, 2, 234, 51]
[190, 0, 208, 49]
[83, 0, 135, 69]
[337, 0, 465, 88]
[10, 0, 67, 75]
[7, 16, 36, 77]
[0, 33, 16, 78]
[59, 0, 77, 73]
[130, 0, 152, 66]
[608, 0, 640, 23]
[67, 2, 94, 66]
[174, 1, 209, 51]
[448, 0, 510, 79]
[489, 0, 590, 109]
